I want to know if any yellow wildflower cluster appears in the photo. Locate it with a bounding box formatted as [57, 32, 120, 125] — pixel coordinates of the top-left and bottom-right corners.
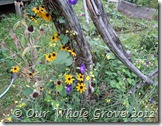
[68, 49, 76, 57]
[65, 30, 76, 36]
[50, 33, 60, 42]
[18, 102, 26, 108]
[60, 45, 76, 57]
[32, 6, 52, 21]
[45, 52, 57, 62]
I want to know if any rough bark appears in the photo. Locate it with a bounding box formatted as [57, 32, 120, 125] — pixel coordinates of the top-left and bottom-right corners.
[86, 0, 153, 84]
[43, 0, 93, 96]
[117, 0, 156, 20]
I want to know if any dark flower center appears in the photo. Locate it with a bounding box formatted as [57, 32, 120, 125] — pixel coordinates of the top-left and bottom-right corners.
[28, 25, 34, 32]
[68, 78, 71, 80]
[14, 68, 17, 70]
[80, 76, 83, 78]
[48, 55, 51, 58]
[53, 53, 56, 56]
[29, 73, 32, 76]
[52, 37, 55, 39]
[80, 86, 83, 89]
[46, 14, 49, 17]
[33, 92, 39, 98]
[57, 81, 62, 85]
[31, 15, 36, 18]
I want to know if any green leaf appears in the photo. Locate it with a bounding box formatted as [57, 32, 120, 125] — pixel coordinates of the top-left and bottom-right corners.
[127, 78, 132, 84]
[13, 21, 21, 30]
[110, 80, 116, 88]
[56, 85, 63, 92]
[23, 118, 31, 122]
[54, 51, 73, 66]
[22, 87, 33, 97]
[45, 95, 52, 102]
[6, 59, 14, 68]
[51, 100, 60, 108]
[59, 88, 67, 97]
[58, 17, 66, 24]
[60, 34, 69, 45]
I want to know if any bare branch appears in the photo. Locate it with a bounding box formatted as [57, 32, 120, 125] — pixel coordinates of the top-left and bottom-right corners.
[83, 0, 90, 24]
[127, 68, 158, 95]
[86, 0, 154, 84]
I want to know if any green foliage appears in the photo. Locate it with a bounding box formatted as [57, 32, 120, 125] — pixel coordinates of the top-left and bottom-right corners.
[0, 0, 158, 123]
[140, 32, 158, 52]
[125, 0, 158, 8]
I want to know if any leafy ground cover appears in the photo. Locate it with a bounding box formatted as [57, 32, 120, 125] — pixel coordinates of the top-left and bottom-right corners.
[0, 0, 158, 122]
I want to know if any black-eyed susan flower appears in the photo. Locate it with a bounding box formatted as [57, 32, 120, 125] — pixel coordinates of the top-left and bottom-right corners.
[50, 36, 58, 42]
[39, 86, 44, 92]
[31, 15, 38, 24]
[68, 50, 76, 57]
[55, 80, 62, 86]
[45, 54, 52, 62]
[51, 52, 57, 61]
[65, 74, 74, 84]
[28, 72, 34, 78]
[61, 45, 68, 51]
[54, 33, 60, 39]
[11, 66, 20, 73]
[39, 6, 45, 12]
[36, 11, 44, 18]
[77, 73, 84, 81]
[76, 83, 86, 94]
[41, 12, 52, 21]
[50, 33, 60, 42]
[32, 7, 39, 14]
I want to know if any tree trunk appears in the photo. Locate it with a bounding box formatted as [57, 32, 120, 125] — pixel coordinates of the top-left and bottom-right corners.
[43, 0, 93, 96]
[43, 0, 154, 97]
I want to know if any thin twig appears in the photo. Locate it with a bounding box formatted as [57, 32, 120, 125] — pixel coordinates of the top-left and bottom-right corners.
[83, 0, 89, 24]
